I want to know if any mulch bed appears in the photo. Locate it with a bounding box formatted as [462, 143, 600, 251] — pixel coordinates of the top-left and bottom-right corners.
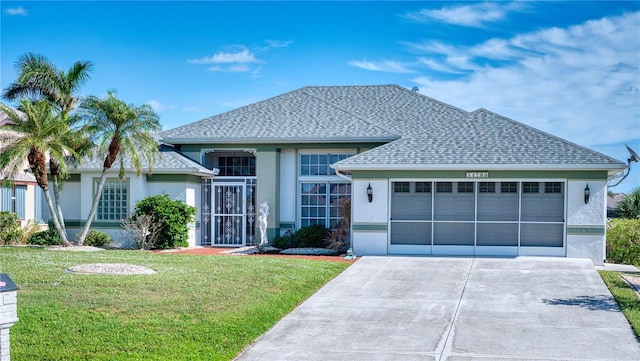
[164, 247, 358, 263]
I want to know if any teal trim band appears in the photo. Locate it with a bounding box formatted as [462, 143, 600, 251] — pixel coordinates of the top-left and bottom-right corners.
[147, 174, 202, 183]
[353, 223, 388, 232]
[63, 220, 123, 228]
[66, 174, 81, 182]
[567, 225, 605, 235]
[280, 222, 295, 229]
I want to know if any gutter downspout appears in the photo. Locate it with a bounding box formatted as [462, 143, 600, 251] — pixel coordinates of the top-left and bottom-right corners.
[333, 168, 356, 260]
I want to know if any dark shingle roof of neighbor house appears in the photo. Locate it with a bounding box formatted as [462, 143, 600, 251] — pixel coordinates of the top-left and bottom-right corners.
[71, 144, 214, 177]
[160, 85, 625, 171]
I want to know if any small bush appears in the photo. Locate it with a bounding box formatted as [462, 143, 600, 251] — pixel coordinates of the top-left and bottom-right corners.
[134, 194, 196, 249]
[0, 211, 23, 245]
[607, 219, 640, 266]
[269, 224, 329, 249]
[27, 228, 63, 246]
[121, 215, 164, 250]
[84, 230, 112, 248]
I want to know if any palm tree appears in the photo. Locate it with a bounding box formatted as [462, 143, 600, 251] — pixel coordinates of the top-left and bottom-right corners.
[0, 100, 86, 245]
[2, 53, 93, 235]
[76, 91, 160, 245]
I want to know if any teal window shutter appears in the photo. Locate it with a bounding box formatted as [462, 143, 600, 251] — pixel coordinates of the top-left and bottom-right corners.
[15, 185, 26, 219]
[1, 186, 10, 212]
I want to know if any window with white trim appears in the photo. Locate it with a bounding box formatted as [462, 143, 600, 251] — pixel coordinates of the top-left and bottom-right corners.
[96, 179, 128, 220]
[298, 152, 353, 229]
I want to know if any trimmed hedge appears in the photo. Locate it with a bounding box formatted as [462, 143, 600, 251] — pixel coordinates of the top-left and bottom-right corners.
[607, 219, 640, 267]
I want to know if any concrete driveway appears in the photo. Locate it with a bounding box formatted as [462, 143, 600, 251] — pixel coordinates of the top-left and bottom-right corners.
[235, 256, 640, 361]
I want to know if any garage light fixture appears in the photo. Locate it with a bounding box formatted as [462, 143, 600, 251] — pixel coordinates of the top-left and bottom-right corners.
[366, 183, 373, 203]
[584, 184, 590, 204]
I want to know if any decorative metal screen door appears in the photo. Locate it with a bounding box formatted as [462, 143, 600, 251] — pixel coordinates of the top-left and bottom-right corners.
[213, 183, 246, 246]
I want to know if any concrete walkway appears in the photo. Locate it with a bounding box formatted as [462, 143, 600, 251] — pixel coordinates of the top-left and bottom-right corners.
[235, 256, 640, 361]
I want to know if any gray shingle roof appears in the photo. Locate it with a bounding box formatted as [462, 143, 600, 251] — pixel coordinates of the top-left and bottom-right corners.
[334, 109, 624, 170]
[72, 145, 214, 176]
[161, 88, 398, 143]
[161, 85, 624, 170]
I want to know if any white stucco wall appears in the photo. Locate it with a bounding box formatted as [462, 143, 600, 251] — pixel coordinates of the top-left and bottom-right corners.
[352, 179, 389, 255]
[58, 182, 82, 220]
[147, 181, 201, 247]
[279, 149, 296, 225]
[352, 180, 388, 224]
[566, 180, 607, 265]
[353, 232, 388, 255]
[567, 180, 606, 225]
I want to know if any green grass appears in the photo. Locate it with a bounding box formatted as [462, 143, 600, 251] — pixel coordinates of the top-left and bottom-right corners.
[599, 270, 640, 338]
[0, 247, 350, 360]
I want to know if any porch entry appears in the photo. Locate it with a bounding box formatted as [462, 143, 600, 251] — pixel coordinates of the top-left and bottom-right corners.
[389, 181, 565, 256]
[202, 180, 257, 246]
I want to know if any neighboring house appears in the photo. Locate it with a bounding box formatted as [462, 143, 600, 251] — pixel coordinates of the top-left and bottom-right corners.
[607, 192, 627, 218]
[61, 85, 625, 265]
[0, 106, 43, 227]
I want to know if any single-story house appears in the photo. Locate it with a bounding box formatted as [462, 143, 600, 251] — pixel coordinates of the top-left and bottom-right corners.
[59, 85, 624, 265]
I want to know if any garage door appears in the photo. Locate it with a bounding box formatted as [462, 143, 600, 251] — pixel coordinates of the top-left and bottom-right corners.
[389, 181, 564, 256]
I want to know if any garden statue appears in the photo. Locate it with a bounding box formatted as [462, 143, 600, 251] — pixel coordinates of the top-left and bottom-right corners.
[258, 201, 269, 249]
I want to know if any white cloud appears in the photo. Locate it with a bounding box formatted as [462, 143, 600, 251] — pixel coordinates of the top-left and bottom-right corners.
[410, 12, 640, 150]
[403, 2, 525, 28]
[5, 7, 27, 16]
[262, 39, 293, 50]
[348, 59, 414, 73]
[207, 64, 250, 72]
[146, 100, 165, 112]
[187, 48, 261, 65]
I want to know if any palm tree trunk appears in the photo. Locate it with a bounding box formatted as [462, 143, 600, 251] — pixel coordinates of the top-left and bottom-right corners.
[41, 187, 71, 246]
[77, 167, 111, 245]
[51, 174, 67, 233]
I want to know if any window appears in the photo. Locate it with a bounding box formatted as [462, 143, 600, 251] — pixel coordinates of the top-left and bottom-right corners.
[458, 182, 474, 193]
[522, 182, 539, 193]
[501, 182, 518, 193]
[436, 182, 452, 193]
[300, 153, 352, 176]
[218, 156, 256, 176]
[545, 182, 562, 193]
[415, 182, 432, 193]
[1, 184, 26, 219]
[97, 180, 128, 220]
[394, 182, 410, 193]
[478, 182, 495, 193]
[300, 182, 351, 228]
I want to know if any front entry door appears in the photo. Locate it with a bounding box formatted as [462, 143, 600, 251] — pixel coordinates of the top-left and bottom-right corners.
[213, 183, 246, 246]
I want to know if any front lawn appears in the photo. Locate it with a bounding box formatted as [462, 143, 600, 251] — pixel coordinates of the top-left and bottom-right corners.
[0, 247, 350, 360]
[599, 270, 640, 338]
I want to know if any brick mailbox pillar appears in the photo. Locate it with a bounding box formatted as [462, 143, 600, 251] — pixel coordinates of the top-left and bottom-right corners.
[0, 274, 18, 361]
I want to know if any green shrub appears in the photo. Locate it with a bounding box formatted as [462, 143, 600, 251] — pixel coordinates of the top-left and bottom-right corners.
[270, 231, 293, 249]
[27, 228, 63, 246]
[269, 224, 329, 249]
[607, 219, 640, 266]
[0, 211, 23, 245]
[84, 230, 112, 248]
[296, 224, 329, 248]
[134, 194, 197, 249]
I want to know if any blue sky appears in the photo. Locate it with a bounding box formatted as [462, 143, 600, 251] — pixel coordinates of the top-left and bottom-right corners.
[2, 1, 639, 192]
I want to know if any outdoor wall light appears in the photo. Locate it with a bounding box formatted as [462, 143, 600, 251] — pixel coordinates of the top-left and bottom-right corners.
[584, 184, 590, 204]
[366, 183, 373, 203]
